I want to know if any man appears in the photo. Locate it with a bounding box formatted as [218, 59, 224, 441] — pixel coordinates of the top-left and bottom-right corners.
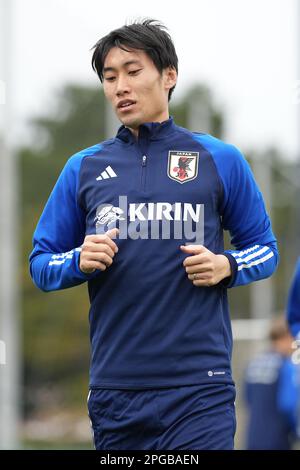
[287, 258, 300, 438]
[29, 19, 278, 450]
[244, 317, 299, 450]
[287, 258, 300, 343]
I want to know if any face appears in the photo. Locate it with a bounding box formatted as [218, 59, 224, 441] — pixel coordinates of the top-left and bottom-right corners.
[102, 47, 177, 135]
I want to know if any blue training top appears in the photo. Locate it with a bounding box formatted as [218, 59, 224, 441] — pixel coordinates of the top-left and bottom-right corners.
[29, 117, 278, 389]
[287, 258, 300, 338]
[244, 351, 298, 450]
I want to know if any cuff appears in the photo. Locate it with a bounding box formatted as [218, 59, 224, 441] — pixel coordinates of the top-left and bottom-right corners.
[220, 253, 238, 288]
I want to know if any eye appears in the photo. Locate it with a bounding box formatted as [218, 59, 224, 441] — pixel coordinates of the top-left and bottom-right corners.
[105, 76, 116, 82]
[128, 69, 142, 75]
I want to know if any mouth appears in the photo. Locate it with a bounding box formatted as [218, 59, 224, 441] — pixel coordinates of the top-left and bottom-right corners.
[117, 100, 136, 112]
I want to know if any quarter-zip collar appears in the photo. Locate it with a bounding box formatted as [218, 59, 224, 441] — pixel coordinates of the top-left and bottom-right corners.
[116, 116, 176, 144]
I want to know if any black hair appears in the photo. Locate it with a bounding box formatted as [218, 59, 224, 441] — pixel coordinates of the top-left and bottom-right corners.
[91, 19, 178, 101]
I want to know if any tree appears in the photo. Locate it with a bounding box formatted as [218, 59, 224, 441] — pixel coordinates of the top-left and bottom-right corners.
[26, 81, 283, 416]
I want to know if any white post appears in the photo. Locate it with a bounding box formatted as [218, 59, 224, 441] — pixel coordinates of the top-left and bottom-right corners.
[250, 151, 273, 321]
[105, 100, 120, 139]
[297, 0, 300, 161]
[187, 89, 211, 134]
[0, 0, 20, 449]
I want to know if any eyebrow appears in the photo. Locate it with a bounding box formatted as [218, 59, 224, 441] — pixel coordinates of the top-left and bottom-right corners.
[103, 60, 143, 74]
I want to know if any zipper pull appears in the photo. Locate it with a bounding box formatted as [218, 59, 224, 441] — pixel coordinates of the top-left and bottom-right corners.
[142, 155, 147, 166]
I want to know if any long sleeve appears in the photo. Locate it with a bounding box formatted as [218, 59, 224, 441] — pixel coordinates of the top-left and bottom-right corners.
[29, 152, 99, 292]
[195, 135, 279, 288]
[287, 259, 300, 338]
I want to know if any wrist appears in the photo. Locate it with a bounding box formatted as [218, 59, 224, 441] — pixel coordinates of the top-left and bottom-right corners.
[217, 254, 232, 280]
[77, 250, 96, 275]
[80, 266, 96, 274]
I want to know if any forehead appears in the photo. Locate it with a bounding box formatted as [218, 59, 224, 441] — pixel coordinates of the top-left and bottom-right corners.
[103, 47, 154, 70]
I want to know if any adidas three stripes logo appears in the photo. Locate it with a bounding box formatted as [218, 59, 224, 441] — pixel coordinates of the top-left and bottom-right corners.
[96, 166, 117, 181]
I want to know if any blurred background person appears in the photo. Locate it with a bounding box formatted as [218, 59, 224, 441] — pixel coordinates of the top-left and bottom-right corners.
[287, 257, 300, 438]
[287, 257, 300, 345]
[243, 316, 299, 450]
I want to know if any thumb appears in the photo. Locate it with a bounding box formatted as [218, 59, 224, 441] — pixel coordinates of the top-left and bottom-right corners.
[180, 244, 206, 255]
[106, 227, 120, 239]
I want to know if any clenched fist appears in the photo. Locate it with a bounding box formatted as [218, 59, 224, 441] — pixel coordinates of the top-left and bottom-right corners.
[79, 228, 119, 274]
[180, 244, 231, 287]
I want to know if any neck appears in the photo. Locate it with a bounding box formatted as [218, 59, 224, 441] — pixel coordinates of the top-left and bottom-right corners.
[127, 110, 170, 139]
[128, 127, 139, 139]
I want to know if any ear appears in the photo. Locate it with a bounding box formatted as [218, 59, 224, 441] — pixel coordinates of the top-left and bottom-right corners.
[163, 67, 177, 91]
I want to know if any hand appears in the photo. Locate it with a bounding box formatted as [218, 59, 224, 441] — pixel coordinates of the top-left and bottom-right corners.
[180, 244, 231, 287]
[79, 228, 119, 274]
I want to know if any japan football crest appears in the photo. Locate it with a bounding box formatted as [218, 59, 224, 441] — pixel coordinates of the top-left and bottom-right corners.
[167, 151, 199, 184]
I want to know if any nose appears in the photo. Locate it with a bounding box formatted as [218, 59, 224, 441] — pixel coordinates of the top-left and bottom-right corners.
[116, 74, 131, 97]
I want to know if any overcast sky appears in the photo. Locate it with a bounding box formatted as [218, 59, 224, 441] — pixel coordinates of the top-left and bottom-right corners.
[3, 0, 300, 158]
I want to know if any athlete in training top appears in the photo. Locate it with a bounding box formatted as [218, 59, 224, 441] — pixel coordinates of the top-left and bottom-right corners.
[29, 19, 278, 450]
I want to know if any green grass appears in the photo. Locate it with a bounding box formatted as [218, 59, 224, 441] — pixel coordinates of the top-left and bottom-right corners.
[22, 440, 94, 450]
